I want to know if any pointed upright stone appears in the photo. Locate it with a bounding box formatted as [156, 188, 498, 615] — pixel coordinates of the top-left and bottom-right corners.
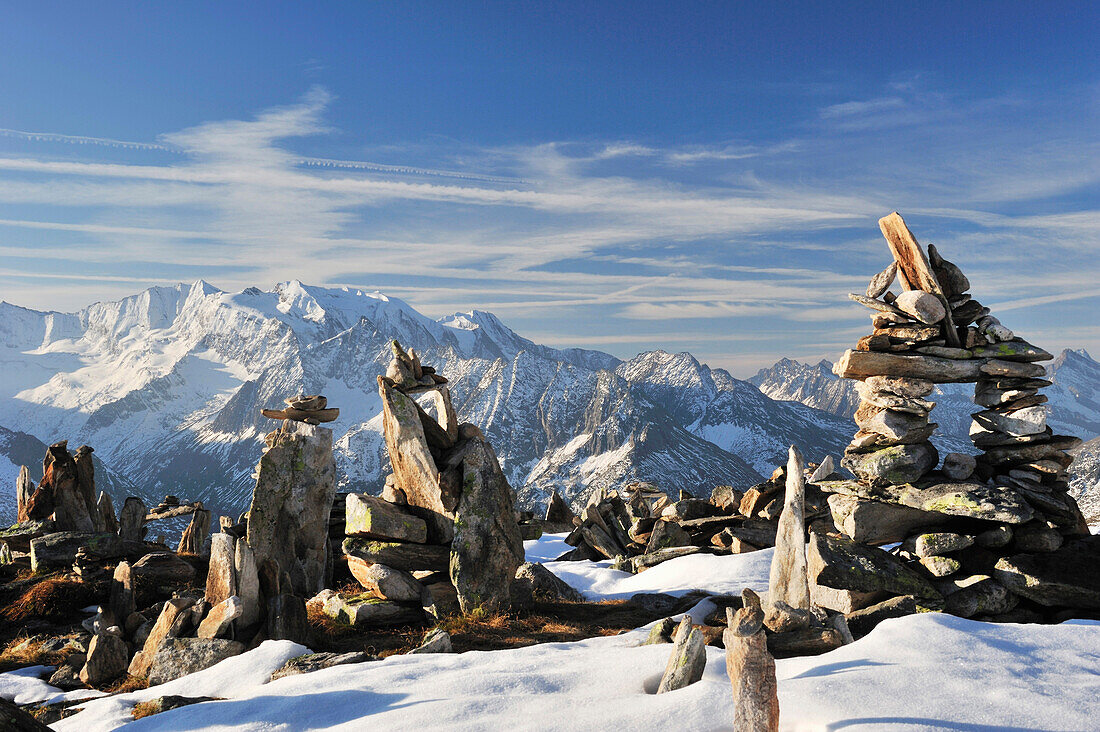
[768, 446, 810, 613]
[178, 508, 210, 555]
[377, 377, 453, 541]
[16, 466, 34, 523]
[656, 616, 706, 693]
[73, 445, 102, 531]
[449, 435, 524, 612]
[246, 419, 336, 598]
[233, 538, 262, 627]
[724, 589, 779, 732]
[40, 442, 95, 532]
[205, 533, 238, 608]
[118, 496, 147, 542]
[97, 491, 119, 534]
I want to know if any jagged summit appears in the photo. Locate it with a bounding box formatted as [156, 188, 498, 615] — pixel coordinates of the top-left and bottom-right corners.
[0, 282, 852, 522]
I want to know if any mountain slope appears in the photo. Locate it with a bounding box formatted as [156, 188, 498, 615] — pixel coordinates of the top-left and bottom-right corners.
[0, 282, 852, 522]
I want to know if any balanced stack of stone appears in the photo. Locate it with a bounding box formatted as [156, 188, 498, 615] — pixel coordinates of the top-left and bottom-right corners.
[814, 212, 1097, 625]
[260, 394, 339, 425]
[336, 340, 523, 616]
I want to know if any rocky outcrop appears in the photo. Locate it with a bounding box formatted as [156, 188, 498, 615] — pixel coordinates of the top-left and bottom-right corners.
[246, 419, 336, 598]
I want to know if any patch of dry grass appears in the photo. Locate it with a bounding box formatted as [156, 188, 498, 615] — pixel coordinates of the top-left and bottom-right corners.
[1, 577, 98, 624]
[104, 675, 147, 695]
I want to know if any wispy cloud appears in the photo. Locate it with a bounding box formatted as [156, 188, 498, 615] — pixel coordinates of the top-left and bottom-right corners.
[1, 82, 1097, 374]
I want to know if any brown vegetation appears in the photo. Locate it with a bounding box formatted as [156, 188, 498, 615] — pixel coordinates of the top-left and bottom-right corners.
[306, 598, 667, 658]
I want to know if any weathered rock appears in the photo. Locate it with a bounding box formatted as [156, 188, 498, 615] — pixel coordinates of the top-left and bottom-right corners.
[767, 627, 844, 658]
[118, 496, 147, 542]
[806, 455, 836, 484]
[927, 243, 970, 297]
[322, 593, 423, 626]
[809, 582, 885, 614]
[845, 595, 918, 639]
[79, 633, 129, 686]
[197, 596, 243, 638]
[345, 494, 427, 543]
[736, 483, 776, 518]
[893, 290, 946, 325]
[656, 616, 706, 694]
[544, 490, 576, 526]
[205, 533, 237, 607]
[975, 525, 1013, 549]
[267, 594, 309, 643]
[270, 651, 375, 680]
[633, 546, 704, 571]
[865, 261, 898, 299]
[1012, 523, 1063, 553]
[129, 597, 198, 677]
[900, 483, 1034, 524]
[343, 538, 449, 572]
[768, 446, 809, 613]
[48, 653, 86, 691]
[512, 561, 585, 603]
[993, 540, 1100, 607]
[348, 559, 423, 602]
[449, 435, 524, 612]
[132, 552, 196, 590]
[808, 532, 939, 599]
[942, 575, 1016, 618]
[95, 492, 118, 534]
[856, 406, 932, 441]
[661, 499, 719, 522]
[835, 350, 1042, 382]
[941, 453, 977, 481]
[147, 637, 244, 685]
[108, 561, 135, 622]
[0, 519, 54, 552]
[919, 555, 961, 577]
[972, 406, 1048, 437]
[246, 420, 336, 598]
[827, 494, 943, 545]
[764, 600, 811, 633]
[16, 466, 35, 523]
[711, 485, 743, 513]
[409, 628, 453, 654]
[723, 598, 779, 731]
[842, 442, 937, 485]
[646, 519, 692, 553]
[909, 532, 974, 557]
[970, 341, 1052, 362]
[177, 508, 210, 555]
[231, 539, 262, 627]
[642, 617, 678, 645]
[378, 378, 454, 541]
[30, 531, 133, 572]
[865, 375, 934, 398]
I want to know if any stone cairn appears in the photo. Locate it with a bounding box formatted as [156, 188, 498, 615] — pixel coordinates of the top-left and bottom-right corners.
[810, 212, 1097, 623]
[321, 340, 523, 624]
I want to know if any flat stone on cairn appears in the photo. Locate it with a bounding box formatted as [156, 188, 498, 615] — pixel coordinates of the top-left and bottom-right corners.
[261, 394, 339, 425]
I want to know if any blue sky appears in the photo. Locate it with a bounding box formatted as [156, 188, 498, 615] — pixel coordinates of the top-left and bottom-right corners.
[0, 2, 1097, 375]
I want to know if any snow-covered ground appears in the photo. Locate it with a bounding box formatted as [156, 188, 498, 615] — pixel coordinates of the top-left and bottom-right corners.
[2, 534, 1098, 731]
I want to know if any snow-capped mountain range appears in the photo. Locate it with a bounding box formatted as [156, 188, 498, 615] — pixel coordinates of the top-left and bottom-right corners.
[0, 281, 854, 523]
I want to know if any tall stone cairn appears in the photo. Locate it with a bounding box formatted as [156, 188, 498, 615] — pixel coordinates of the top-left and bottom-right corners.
[375, 340, 523, 612]
[820, 212, 1096, 623]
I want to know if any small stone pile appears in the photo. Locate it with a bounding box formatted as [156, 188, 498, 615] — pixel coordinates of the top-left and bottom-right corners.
[815, 213, 1097, 624]
[551, 461, 839, 573]
[320, 340, 523, 624]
